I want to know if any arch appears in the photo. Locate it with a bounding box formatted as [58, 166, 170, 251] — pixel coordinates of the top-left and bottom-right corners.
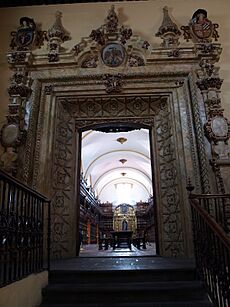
[98, 176, 151, 197]
[85, 149, 150, 179]
[93, 166, 152, 190]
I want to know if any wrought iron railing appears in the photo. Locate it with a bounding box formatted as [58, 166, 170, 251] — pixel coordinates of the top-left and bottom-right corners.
[190, 194, 230, 233]
[189, 194, 230, 307]
[0, 169, 50, 287]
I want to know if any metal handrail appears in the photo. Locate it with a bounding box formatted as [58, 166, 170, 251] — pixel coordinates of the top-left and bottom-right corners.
[189, 196, 230, 307]
[190, 198, 230, 249]
[0, 169, 50, 287]
[0, 169, 48, 201]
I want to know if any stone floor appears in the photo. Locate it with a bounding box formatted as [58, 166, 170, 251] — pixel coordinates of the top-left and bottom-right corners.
[79, 243, 156, 257]
[50, 243, 195, 271]
[50, 256, 195, 271]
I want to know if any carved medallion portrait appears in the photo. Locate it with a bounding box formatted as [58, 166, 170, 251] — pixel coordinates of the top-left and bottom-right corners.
[211, 117, 229, 137]
[101, 43, 126, 67]
[1, 124, 19, 147]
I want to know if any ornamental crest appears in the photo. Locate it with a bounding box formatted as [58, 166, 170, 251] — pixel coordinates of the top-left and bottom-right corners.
[181, 9, 219, 43]
[11, 17, 36, 50]
[191, 10, 213, 40]
[10, 16, 45, 51]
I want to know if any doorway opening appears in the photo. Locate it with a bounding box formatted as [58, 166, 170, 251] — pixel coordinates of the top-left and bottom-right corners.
[78, 124, 157, 257]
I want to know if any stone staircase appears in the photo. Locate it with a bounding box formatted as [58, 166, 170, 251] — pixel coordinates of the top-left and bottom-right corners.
[40, 257, 213, 307]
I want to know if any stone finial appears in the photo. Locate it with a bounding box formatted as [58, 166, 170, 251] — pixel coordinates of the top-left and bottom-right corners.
[106, 5, 118, 33]
[89, 5, 132, 47]
[47, 11, 70, 42]
[46, 11, 71, 62]
[156, 6, 181, 48]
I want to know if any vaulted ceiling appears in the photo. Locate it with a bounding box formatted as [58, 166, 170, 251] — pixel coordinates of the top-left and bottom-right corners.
[81, 129, 152, 207]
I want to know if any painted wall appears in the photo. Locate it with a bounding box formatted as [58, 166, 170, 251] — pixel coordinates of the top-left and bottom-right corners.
[0, 0, 230, 133]
[0, 271, 48, 307]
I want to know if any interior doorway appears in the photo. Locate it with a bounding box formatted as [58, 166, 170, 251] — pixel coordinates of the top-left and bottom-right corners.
[47, 92, 194, 259]
[78, 124, 158, 256]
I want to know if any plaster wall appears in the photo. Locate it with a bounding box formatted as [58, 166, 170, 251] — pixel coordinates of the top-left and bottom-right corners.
[0, 271, 48, 307]
[0, 0, 230, 130]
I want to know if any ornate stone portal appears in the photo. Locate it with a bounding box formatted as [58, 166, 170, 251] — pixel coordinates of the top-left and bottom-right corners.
[1, 6, 230, 259]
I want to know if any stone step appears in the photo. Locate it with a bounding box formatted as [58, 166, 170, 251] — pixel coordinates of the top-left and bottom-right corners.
[49, 268, 196, 284]
[42, 281, 208, 304]
[40, 300, 213, 307]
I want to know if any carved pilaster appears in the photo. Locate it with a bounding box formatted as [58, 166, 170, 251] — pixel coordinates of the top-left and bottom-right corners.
[0, 66, 32, 176]
[188, 74, 212, 194]
[183, 9, 230, 192]
[196, 59, 230, 160]
[0, 17, 45, 177]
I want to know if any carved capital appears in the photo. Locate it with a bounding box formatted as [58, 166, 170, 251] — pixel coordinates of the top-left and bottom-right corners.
[196, 77, 223, 91]
[194, 43, 222, 60]
[8, 84, 32, 98]
[7, 51, 30, 65]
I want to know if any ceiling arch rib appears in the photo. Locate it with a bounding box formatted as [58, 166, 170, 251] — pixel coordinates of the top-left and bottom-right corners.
[84, 149, 150, 180]
[82, 129, 150, 176]
[98, 177, 150, 198]
[93, 166, 152, 190]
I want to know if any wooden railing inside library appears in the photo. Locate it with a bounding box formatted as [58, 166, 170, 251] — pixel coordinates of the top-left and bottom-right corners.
[0, 169, 50, 287]
[188, 193, 230, 307]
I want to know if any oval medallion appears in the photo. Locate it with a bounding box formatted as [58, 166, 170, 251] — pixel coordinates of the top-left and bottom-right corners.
[101, 43, 125, 67]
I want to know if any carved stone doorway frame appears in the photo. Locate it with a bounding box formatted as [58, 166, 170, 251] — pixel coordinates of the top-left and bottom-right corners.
[3, 6, 226, 260]
[21, 67, 212, 259]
